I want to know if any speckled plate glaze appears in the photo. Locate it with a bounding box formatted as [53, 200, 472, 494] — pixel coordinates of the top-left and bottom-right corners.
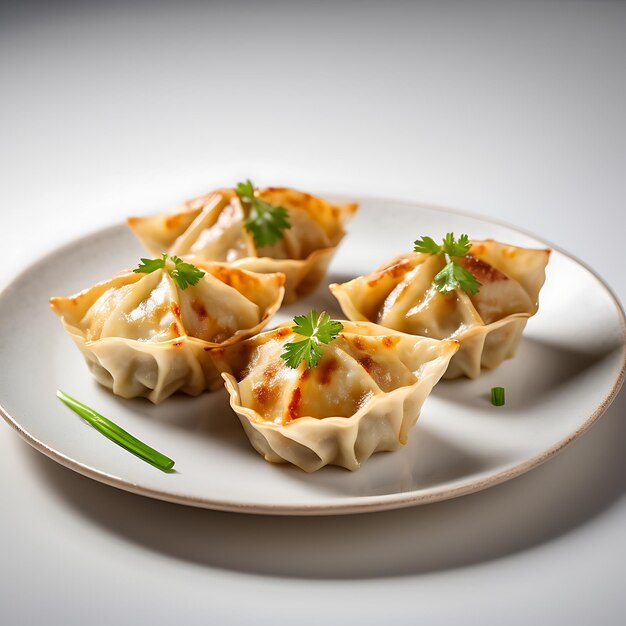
[0, 197, 624, 515]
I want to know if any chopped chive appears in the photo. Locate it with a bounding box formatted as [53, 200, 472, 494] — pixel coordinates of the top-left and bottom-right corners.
[491, 386, 505, 406]
[56, 390, 175, 472]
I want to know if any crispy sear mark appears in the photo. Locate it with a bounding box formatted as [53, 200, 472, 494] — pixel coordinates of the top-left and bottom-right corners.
[253, 382, 277, 406]
[382, 336, 399, 348]
[358, 355, 375, 373]
[456, 255, 507, 284]
[262, 188, 311, 209]
[165, 214, 189, 230]
[263, 186, 292, 195]
[247, 361, 282, 408]
[210, 265, 262, 289]
[367, 259, 413, 287]
[285, 386, 302, 423]
[210, 266, 232, 287]
[263, 362, 279, 381]
[316, 357, 338, 385]
[191, 300, 208, 319]
[350, 336, 367, 351]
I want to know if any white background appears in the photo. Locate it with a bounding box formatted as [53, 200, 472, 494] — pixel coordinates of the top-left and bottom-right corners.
[1, 2, 624, 624]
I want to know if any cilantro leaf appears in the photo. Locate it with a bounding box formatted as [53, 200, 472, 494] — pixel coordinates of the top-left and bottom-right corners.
[132, 254, 205, 290]
[281, 338, 325, 369]
[133, 253, 167, 274]
[314, 313, 344, 344]
[236, 179, 291, 247]
[433, 260, 481, 295]
[245, 200, 290, 247]
[453, 263, 481, 294]
[413, 232, 481, 295]
[441, 232, 471, 257]
[413, 236, 442, 255]
[169, 255, 205, 289]
[235, 179, 255, 199]
[280, 310, 344, 369]
[290, 311, 317, 338]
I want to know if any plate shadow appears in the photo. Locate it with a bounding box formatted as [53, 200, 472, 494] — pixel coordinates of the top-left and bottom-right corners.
[23, 386, 625, 580]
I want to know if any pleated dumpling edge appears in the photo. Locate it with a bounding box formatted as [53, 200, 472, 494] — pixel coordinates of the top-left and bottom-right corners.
[217, 321, 459, 472]
[127, 186, 358, 304]
[330, 239, 550, 379]
[50, 261, 285, 403]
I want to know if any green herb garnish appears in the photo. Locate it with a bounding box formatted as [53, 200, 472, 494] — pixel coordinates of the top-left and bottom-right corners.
[133, 254, 205, 290]
[414, 232, 481, 295]
[135, 252, 168, 274]
[236, 179, 291, 247]
[168, 255, 205, 289]
[280, 310, 344, 369]
[56, 390, 175, 472]
[491, 386, 505, 406]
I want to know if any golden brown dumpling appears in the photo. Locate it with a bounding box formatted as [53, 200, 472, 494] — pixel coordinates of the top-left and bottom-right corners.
[218, 321, 458, 471]
[127, 187, 358, 303]
[330, 240, 550, 378]
[50, 261, 285, 403]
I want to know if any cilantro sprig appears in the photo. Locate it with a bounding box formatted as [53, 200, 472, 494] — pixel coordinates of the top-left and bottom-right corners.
[280, 310, 344, 369]
[169, 255, 205, 289]
[414, 232, 481, 295]
[236, 179, 291, 247]
[135, 253, 169, 274]
[414, 233, 472, 257]
[133, 254, 205, 290]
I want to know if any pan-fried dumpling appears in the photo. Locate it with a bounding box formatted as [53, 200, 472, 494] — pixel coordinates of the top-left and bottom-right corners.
[330, 240, 550, 379]
[127, 186, 358, 304]
[218, 321, 458, 471]
[50, 260, 285, 403]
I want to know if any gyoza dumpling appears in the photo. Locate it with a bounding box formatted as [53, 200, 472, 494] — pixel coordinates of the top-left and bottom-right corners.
[50, 258, 285, 403]
[218, 319, 458, 471]
[330, 240, 550, 378]
[127, 185, 358, 304]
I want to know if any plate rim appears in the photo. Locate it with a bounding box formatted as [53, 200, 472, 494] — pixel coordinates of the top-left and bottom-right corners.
[1, 195, 625, 516]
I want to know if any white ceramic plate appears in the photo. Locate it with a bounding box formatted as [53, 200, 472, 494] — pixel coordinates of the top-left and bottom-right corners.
[1, 197, 624, 515]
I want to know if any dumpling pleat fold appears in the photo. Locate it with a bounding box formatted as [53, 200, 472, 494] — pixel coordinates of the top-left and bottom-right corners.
[331, 240, 550, 378]
[219, 321, 458, 471]
[51, 262, 285, 403]
[127, 187, 358, 304]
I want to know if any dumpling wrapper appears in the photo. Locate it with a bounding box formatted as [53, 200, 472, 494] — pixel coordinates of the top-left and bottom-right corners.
[50, 261, 285, 403]
[330, 240, 550, 379]
[127, 187, 358, 303]
[218, 321, 458, 471]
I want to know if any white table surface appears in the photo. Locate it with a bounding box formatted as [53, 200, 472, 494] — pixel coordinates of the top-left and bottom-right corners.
[1, 2, 624, 624]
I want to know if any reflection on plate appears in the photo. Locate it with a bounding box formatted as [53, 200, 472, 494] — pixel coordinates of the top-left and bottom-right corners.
[0, 197, 624, 515]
